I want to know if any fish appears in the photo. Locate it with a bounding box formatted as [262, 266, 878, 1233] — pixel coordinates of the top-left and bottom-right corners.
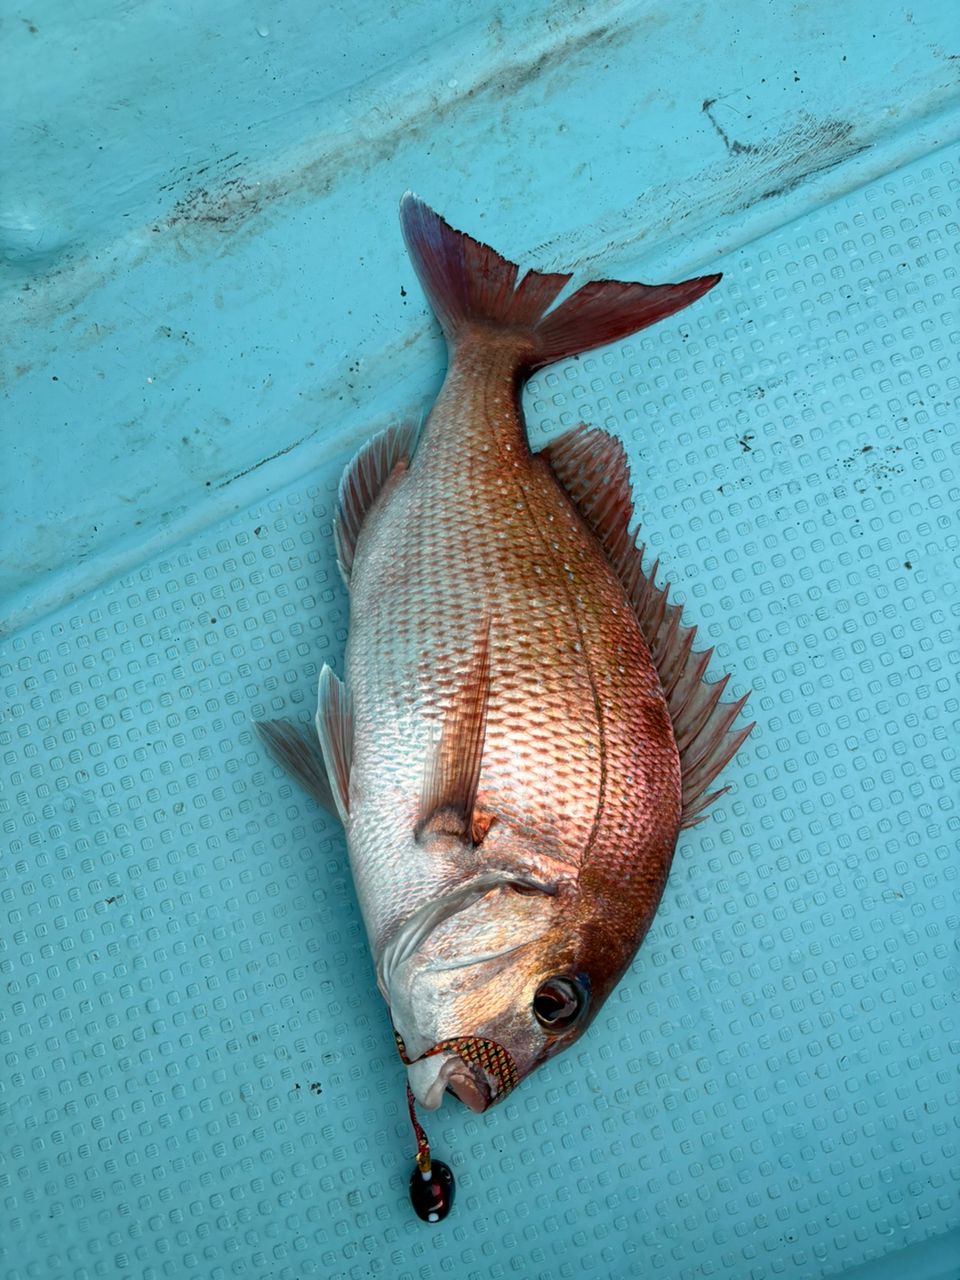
[257, 194, 752, 1142]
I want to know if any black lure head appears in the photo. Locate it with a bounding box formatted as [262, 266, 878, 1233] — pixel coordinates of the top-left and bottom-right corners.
[409, 1159, 455, 1223]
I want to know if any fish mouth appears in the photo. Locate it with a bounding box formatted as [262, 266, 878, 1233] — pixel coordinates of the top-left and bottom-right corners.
[406, 1051, 493, 1113]
[445, 1062, 492, 1113]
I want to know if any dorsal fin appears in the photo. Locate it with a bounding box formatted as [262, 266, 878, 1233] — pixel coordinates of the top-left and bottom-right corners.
[315, 664, 353, 824]
[253, 719, 338, 817]
[416, 622, 493, 846]
[334, 420, 419, 583]
[543, 425, 754, 828]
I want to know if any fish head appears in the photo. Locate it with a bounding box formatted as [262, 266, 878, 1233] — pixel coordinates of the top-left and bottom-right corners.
[381, 869, 626, 1113]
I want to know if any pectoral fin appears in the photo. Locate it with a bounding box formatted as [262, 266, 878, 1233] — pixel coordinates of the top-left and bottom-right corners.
[417, 622, 492, 846]
[253, 719, 339, 817]
[316, 664, 353, 825]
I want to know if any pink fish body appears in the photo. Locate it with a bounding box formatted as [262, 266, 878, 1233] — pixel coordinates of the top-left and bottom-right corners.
[258, 196, 752, 1122]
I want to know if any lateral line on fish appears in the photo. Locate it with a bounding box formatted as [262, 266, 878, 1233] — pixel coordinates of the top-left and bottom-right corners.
[442, 386, 610, 858]
[509, 460, 610, 871]
[479, 372, 530, 464]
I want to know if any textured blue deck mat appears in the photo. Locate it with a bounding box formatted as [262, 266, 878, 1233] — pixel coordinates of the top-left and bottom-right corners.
[2, 156, 959, 1280]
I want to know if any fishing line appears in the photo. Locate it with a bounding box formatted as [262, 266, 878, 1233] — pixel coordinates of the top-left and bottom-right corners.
[395, 1029, 519, 1222]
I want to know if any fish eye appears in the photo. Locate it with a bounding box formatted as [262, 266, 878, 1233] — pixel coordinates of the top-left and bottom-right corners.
[533, 976, 589, 1032]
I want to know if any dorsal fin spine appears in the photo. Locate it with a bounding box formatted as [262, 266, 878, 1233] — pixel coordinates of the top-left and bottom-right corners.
[674, 674, 731, 755]
[334, 420, 418, 583]
[659, 620, 694, 695]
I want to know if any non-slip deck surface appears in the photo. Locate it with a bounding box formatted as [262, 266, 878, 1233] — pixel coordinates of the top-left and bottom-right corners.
[2, 152, 959, 1280]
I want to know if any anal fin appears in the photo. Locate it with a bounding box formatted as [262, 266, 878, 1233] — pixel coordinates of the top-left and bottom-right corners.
[417, 623, 492, 846]
[543, 424, 754, 828]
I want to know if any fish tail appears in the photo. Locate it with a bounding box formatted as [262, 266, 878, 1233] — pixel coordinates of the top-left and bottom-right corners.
[400, 193, 720, 372]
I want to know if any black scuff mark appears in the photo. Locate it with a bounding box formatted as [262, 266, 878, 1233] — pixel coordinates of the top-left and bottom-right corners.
[157, 152, 241, 197]
[738, 432, 755, 453]
[461, 17, 634, 109]
[158, 20, 634, 248]
[716, 474, 754, 495]
[216, 430, 318, 488]
[157, 324, 193, 345]
[165, 176, 274, 233]
[700, 102, 870, 210]
[702, 99, 761, 156]
[756, 119, 868, 203]
[758, 149, 868, 202]
[838, 444, 904, 493]
[929, 47, 960, 71]
[309, 1081, 322, 1095]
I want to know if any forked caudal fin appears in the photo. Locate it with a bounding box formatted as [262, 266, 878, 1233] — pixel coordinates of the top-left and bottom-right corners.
[400, 193, 721, 371]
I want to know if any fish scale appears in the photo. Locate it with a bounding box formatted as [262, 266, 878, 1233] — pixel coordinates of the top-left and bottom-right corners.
[346, 342, 676, 958]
